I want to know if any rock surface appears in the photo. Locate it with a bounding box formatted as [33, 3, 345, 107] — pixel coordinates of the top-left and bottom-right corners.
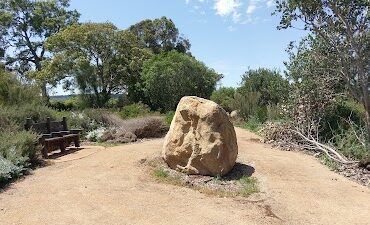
[162, 96, 238, 176]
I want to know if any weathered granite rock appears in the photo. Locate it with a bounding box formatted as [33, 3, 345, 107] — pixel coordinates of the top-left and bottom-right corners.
[162, 96, 238, 176]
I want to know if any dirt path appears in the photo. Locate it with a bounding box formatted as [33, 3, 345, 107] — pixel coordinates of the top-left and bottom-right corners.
[1, 128, 369, 225]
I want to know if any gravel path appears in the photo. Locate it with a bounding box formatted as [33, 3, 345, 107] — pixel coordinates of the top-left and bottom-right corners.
[0, 128, 369, 225]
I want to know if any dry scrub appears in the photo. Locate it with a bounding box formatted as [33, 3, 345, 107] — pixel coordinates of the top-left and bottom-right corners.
[99, 114, 168, 143]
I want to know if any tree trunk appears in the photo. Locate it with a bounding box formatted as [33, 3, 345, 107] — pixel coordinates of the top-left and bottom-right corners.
[35, 60, 49, 102]
[364, 101, 370, 151]
[361, 84, 370, 152]
[40, 82, 49, 102]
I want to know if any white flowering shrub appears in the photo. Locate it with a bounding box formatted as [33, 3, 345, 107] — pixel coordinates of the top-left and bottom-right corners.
[86, 127, 107, 142]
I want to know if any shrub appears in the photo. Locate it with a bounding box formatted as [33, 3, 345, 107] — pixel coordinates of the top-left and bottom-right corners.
[119, 103, 151, 119]
[210, 87, 235, 112]
[320, 99, 365, 141]
[0, 68, 41, 106]
[239, 68, 290, 106]
[86, 127, 107, 142]
[142, 51, 221, 111]
[54, 111, 100, 136]
[165, 111, 175, 126]
[242, 117, 263, 132]
[0, 104, 56, 131]
[232, 91, 261, 120]
[332, 125, 368, 160]
[0, 131, 40, 184]
[48, 97, 80, 111]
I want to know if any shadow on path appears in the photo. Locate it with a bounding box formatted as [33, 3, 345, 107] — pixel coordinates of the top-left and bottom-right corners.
[223, 162, 255, 181]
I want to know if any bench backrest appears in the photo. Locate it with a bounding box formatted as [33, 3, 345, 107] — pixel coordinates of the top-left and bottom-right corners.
[25, 117, 68, 134]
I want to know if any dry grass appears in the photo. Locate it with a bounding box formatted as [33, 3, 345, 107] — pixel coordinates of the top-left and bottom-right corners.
[100, 114, 169, 143]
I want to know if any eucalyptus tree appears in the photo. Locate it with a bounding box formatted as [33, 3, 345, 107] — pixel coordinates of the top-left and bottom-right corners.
[129, 16, 191, 54]
[46, 22, 152, 107]
[276, 0, 370, 145]
[0, 0, 80, 100]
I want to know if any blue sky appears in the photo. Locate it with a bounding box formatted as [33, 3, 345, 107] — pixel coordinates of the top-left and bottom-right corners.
[53, 0, 305, 95]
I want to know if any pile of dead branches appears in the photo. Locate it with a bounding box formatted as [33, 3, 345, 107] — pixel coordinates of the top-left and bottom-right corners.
[259, 121, 359, 165]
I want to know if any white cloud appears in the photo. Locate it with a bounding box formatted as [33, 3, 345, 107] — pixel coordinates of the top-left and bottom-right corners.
[214, 0, 241, 16]
[266, 0, 274, 8]
[246, 4, 257, 15]
[232, 11, 241, 23]
[185, 0, 272, 26]
[186, 0, 207, 4]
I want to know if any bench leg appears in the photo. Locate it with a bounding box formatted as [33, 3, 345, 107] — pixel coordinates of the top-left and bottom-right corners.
[41, 142, 49, 158]
[42, 146, 49, 158]
[60, 141, 66, 153]
[74, 136, 80, 148]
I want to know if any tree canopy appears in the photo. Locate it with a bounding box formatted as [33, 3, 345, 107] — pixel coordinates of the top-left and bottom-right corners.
[129, 17, 190, 54]
[276, 0, 370, 144]
[0, 0, 80, 99]
[210, 87, 236, 112]
[239, 68, 289, 106]
[142, 51, 221, 111]
[46, 22, 152, 107]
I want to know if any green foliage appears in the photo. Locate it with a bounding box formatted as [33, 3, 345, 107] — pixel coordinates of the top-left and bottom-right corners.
[238, 176, 259, 197]
[0, 0, 80, 98]
[46, 22, 152, 107]
[210, 87, 235, 112]
[0, 103, 56, 131]
[332, 125, 368, 161]
[240, 68, 289, 106]
[319, 154, 339, 171]
[320, 100, 365, 141]
[142, 51, 222, 111]
[119, 103, 151, 119]
[48, 100, 75, 111]
[241, 117, 263, 132]
[0, 131, 39, 184]
[153, 167, 170, 178]
[0, 68, 41, 106]
[165, 111, 175, 126]
[48, 96, 88, 111]
[232, 91, 261, 120]
[129, 16, 190, 54]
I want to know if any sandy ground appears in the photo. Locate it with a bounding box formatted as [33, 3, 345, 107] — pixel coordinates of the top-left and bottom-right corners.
[0, 128, 369, 225]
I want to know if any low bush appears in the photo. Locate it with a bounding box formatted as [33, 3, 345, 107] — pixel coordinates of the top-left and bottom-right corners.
[0, 104, 56, 131]
[210, 87, 235, 112]
[241, 117, 263, 132]
[332, 125, 368, 161]
[0, 131, 40, 184]
[165, 111, 175, 126]
[320, 99, 365, 141]
[119, 103, 151, 119]
[0, 69, 41, 106]
[98, 116, 168, 143]
[232, 91, 260, 120]
[48, 98, 77, 111]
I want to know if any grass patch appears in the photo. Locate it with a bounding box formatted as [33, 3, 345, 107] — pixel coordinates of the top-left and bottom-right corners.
[145, 157, 259, 198]
[153, 167, 170, 178]
[319, 154, 339, 171]
[238, 176, 259, 197]
[240, 117, 263, 132]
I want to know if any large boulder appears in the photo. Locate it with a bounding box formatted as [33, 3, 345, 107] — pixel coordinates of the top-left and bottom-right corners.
[162, 96, 238, 176]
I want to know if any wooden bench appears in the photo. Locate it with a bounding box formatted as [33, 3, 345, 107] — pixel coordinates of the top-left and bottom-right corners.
[25, 117, 82, 158]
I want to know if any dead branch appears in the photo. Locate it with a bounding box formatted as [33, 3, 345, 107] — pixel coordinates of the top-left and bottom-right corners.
[292, 130, 359, 164]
